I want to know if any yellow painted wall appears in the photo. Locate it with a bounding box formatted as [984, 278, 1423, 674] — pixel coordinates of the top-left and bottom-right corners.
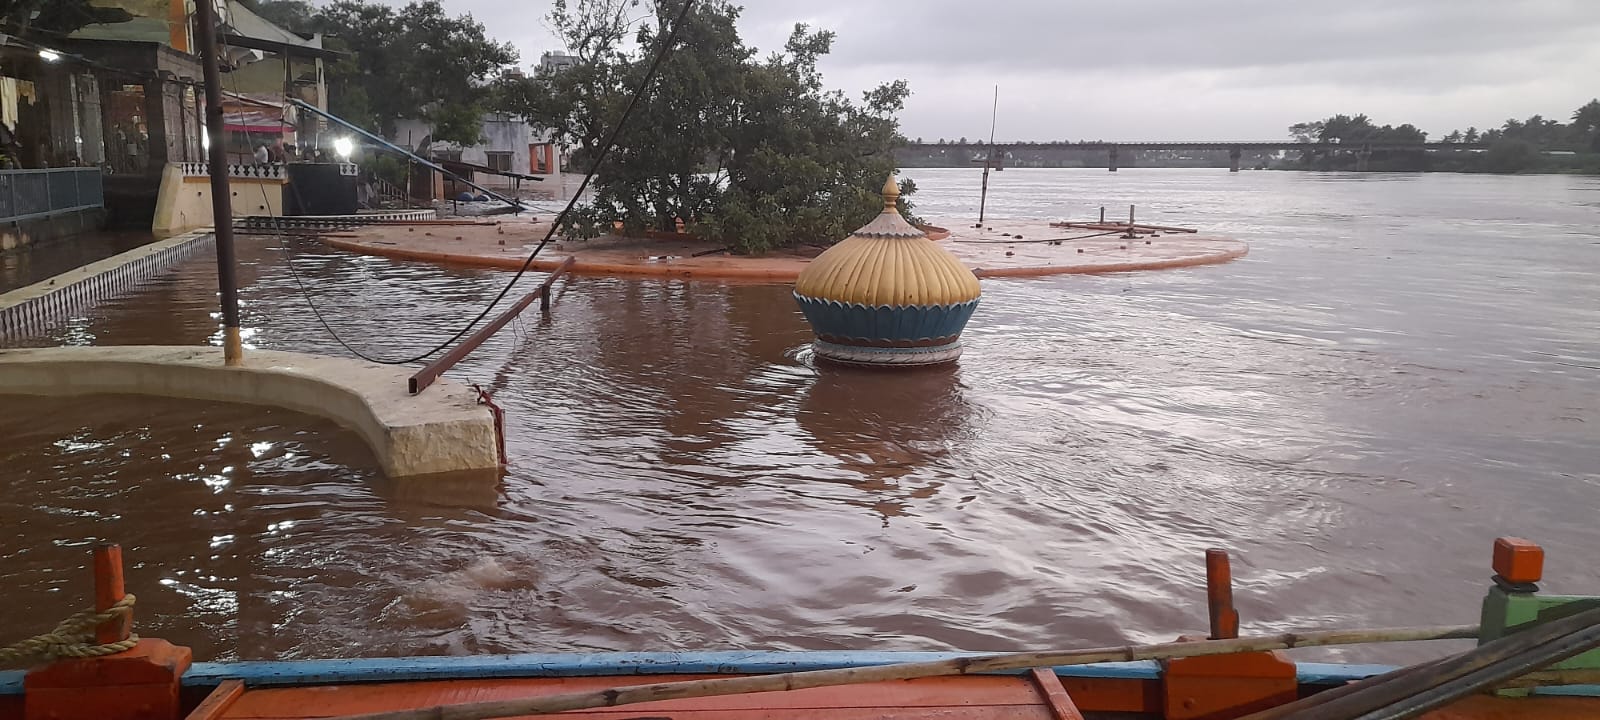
[152, 162, 286, 237]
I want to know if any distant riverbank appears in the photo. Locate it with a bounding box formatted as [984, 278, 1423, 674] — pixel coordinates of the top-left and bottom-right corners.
[895, 146, 1600, 175]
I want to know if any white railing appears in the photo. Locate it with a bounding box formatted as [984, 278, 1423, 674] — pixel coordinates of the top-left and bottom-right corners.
[180, 162, 288, 180]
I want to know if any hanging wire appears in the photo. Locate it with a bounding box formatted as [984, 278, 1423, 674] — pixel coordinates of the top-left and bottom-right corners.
[219, 0, 697, 364]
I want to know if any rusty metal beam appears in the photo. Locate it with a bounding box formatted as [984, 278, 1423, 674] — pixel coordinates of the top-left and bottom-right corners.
[408, 256, 575, 395]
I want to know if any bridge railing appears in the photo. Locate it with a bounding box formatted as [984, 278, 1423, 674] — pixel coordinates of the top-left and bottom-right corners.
[0, 167, 103, 224]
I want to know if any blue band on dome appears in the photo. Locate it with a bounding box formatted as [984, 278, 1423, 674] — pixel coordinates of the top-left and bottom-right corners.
[794, 293, 980, 345]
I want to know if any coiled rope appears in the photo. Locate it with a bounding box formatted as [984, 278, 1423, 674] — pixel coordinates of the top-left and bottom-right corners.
[0, 594, 138, 666]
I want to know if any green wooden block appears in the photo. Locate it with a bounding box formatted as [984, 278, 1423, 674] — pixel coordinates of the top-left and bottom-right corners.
[1480, 586, 1600, 697]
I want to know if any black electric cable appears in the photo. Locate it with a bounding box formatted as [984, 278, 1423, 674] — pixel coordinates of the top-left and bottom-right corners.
[226, 0, 697, 364]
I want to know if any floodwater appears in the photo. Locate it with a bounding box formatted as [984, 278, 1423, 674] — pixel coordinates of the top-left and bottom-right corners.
[2, 169, 1597, 664]
[0, 232, 156, 294]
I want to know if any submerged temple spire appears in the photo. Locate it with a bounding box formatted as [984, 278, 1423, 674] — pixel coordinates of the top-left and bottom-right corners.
[792, 175, 982, 367]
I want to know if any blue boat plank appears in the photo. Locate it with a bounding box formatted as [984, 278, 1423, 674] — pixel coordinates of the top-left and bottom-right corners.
[0, 652, 1399, 698]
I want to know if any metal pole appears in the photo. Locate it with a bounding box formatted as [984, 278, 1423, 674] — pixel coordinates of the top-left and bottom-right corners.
[194, 0, 242, 365]
[978, 85, 997, 225]
[408, 256, 575, 395]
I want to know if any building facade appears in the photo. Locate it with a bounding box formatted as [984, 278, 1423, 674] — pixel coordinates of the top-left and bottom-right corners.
[392, 113, 562, 193]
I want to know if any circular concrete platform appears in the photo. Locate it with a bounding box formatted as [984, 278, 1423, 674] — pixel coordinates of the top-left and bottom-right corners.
[321, 217, 1247, 281]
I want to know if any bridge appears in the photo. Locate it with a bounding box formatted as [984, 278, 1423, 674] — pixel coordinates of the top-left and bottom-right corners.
[899, 141, 1490, 172]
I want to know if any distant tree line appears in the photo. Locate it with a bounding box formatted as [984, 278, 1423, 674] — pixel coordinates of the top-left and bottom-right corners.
[1287, 99, 1600, 174]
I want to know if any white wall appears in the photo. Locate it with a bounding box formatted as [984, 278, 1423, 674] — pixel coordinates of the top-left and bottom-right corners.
[391, 114, 538, 188]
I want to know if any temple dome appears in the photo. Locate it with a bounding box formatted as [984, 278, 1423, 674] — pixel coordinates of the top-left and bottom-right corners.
[792, 176, 982, 367]
[793, 177, 981, 307]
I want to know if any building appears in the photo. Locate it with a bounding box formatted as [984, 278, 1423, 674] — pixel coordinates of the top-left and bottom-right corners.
[0, 0, 337, 230]
[538, 51, 578, 74]
[392, 113, 562, 198]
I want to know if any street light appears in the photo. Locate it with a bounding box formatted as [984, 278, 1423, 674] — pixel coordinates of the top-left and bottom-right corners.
[332, 136, 353, 159]
[38, 49, 62, 62]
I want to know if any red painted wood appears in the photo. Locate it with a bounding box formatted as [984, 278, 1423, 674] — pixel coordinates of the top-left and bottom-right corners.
[1027, 669, 1086, 720]
[221, 676, 1049, 718]
[232, 709, 1050, 720]
[93, 543, 130, 644]
[186, 680, 246, 720]
[1419, 695, 1600, 720]
[1057, 676, 1158, 713]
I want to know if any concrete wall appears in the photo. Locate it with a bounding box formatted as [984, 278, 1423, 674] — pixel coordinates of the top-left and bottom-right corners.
[0, 208, 108, 253]
[0, 346, 499, 479]
[151, 163, 286, 236]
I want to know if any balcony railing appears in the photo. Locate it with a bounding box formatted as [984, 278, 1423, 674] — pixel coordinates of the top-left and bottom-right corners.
[179, 162, 360, 179]
[0, 167, 104, 224]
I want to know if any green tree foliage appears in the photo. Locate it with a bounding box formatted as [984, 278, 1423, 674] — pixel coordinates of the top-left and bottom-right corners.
[1483, 139, 1537, 173]
[245, 0, 516, 145]
[241, 0, 316, 34]
[1288, 101, 1600, 173]
[519, 0, 913, 254]
[1, 0, 132, 38]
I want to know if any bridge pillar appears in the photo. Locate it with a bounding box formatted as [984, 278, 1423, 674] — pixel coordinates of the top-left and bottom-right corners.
[1108, 145, 1119, 172]
[1229, 146, 1242, 172]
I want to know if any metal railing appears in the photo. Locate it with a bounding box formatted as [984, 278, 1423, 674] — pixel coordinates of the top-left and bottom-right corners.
[0, 167, 104, 224]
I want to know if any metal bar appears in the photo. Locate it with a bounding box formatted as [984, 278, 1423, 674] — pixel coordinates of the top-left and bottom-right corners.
[288, 99, 525, 211]
[409, 256, 575, 394]
[195, 0, 243, 366]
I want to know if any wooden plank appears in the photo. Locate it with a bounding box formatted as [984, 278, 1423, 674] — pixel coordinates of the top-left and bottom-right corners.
[187, 680, 246, 720]
[1028, 669, 1086, 720]
[1057, 676, 1158, 714]
[235, 709, 1050, 720]
[221, 676, 1046, 718]
[181, 653, 1117, 687]
[1418, 695, 1600, 719]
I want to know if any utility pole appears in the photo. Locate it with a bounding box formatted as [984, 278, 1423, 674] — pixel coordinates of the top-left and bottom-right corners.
[194, 0, 243, 365]
[978, 85, 997, 225]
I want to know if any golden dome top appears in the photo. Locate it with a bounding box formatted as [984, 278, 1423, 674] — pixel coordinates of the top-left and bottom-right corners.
[794, 176, 981, 306]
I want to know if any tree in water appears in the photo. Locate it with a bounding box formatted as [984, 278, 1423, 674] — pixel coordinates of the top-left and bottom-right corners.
[515, 0, 914, 254]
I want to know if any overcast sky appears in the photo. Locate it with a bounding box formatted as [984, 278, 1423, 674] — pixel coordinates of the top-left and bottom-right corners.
[431, 0, 1600, 142]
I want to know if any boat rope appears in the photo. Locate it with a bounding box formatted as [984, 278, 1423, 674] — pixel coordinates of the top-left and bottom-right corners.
[0, 594, 138, 667]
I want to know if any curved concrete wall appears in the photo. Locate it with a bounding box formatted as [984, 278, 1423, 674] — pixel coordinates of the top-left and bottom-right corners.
[0, 346, 497, 479]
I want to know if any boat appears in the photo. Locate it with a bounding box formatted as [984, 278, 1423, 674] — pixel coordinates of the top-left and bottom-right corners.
[4, 536, 1597, 720]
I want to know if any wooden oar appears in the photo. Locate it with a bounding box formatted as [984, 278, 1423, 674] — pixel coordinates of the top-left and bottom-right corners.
[332, 624, 1477, 720]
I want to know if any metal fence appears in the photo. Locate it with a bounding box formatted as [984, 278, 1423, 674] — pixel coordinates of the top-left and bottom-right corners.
[0, 167, 104, 223]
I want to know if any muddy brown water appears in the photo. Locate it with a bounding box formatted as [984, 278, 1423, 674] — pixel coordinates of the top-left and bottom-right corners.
[1, 169, 1597, 663]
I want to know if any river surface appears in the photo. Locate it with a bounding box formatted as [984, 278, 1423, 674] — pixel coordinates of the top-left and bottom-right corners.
[2, 168, 1597, 663]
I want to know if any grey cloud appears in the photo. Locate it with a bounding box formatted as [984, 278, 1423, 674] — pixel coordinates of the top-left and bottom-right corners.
[373, 0, 1600, 140]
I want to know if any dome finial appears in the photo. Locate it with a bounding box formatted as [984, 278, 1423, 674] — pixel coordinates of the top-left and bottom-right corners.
[881, 174, 900, 210]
